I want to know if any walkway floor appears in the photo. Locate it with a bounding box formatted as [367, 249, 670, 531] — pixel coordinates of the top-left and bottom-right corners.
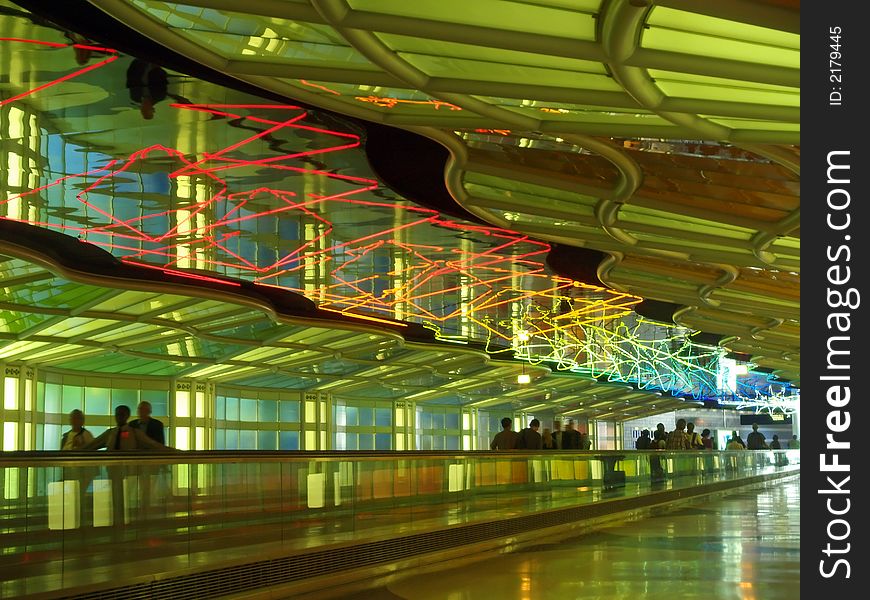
[359, 478, 800, 600]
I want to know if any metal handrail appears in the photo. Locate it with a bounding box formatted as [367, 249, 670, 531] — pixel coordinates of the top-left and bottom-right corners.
[0, 448, 799, 466]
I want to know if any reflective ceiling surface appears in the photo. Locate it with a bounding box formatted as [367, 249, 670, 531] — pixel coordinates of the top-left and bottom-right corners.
[0, 0, 799, 416]
[80, 0, 800, 385]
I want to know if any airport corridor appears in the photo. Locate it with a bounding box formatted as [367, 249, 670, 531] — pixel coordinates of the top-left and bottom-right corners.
[364, 478, 800, 600]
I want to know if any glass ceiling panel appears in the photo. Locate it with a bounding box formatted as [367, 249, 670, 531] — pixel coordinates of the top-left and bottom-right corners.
[0, 311, 56, 335]
[630, 232, 752, 256]
[133, 0, 324, 40]
[499, 106, 671, 127]
[399, 54, 621, 90]
[89, 322, 167, 343]
[463, 172, 599, 208]
[379, 34, 607, 74]
[157, 299, 242, 322]
[618, 206, 756, 241]
[0, 4, 794, 403]
[37, 317, 122, 338]
[643, 6, 799, 69]
[705, 118, 801, 132]
[2, 278, 110, 310]
[650, 71, 800, 107]
[179, 30, 375, 68]
[347, 0, 599, 40]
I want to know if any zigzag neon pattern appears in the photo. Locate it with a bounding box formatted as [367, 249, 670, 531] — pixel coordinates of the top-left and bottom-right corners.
[0, 38, 785, 404]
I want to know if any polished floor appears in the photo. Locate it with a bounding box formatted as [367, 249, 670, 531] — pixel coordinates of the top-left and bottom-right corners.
[358, 478, 800, 600]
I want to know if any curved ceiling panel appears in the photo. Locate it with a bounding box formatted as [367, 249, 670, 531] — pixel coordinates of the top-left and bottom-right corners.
[75, 0, 800, 383]
[2, 1, 799, 405]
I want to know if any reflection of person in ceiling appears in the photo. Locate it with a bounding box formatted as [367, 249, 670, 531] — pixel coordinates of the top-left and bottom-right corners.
[126, 58, 191, 120]
[0, 4, 105, 66]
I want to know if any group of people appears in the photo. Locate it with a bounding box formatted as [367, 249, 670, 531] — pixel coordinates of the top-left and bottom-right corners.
[490, 418, 592, 450]
[724, 423, 799, 450]
[490, 417, 802, 453]
[635, 420, 710, 450]
[635, 420, 800, 451]
[61, 401, 170, 451]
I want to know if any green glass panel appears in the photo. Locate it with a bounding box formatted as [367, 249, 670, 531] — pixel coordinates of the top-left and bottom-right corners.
[706, 118, 801, 132]
[643, 26, 798, 69]
[279, 431, 300, 450]
[257, 430, 277, 450]
[88, 291, 161, 314]
[0, 312, 54, 334]
[358, 433, 374, 450]
[646, 7, 799, 52]
[239, 430, 256, 449]
[44, 383, 61, 413]
[380, 34, 606, 73]
[43, 424, 62, 451]
[180, 29, 373, 68]
[619, 207, 755, 240]
[216, 395, 226, 420]
[85, 387, 111, 417]
[112, 389, 139, 412]
[499, 105, 671, 126]
[632, 232, 754, 254]
[345, 405, 359, 426]
[160, 300, 230, 322]
[446, 412, 460, 430]
[772, 237, 800, 250]
[359, 406, 374, 426]
[259, 399, 278, 422]
[225, 429, 239, 449]
[225, 396, 240, 420]
[36, 381, 45, 412]
[279, 400, 300, 422]
[432, 412, 445, 429]
[348, 0, 599, 40]
[374, 433, 391, 450]
[91, 323, 165, 343]
[374, 407, 391, 427]
[400, 53, 621, 90]
[61, 385, 83, 414]
[650, 74, 799, 107]
[142, 389, 169, 416]
[39, 318, 119, 338]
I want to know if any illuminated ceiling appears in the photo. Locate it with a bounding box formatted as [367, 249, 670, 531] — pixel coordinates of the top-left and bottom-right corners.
[0, 231, 694, 419]
[81, 0, 800, 384]
[0, 1, 798, 417]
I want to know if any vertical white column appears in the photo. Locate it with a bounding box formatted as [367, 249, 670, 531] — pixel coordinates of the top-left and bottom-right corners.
[302, 392, 331, 450]
[394, 400, 414, 451]
[461, 407, 477, 450]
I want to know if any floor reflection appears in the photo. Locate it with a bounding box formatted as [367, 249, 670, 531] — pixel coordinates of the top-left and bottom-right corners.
[367, 479, 800, 600]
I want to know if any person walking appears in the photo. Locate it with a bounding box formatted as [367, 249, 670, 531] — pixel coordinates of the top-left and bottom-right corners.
[560, 420, 581, 450]
[686, 423, 704, 449]
[551, 421, 562, 450]
[726, 431, 746, 449]
[665, 419, 690, 450]
[746, 423, 768, 450]
[128, 401, 165, 444]
[517, 418, 543, 450]
[700, 428, 713, 449]
[635, 430, 651, 450]
[61, 409, 94, 450]
[83, 405, 170, 451]
[490, 417, 521, 450]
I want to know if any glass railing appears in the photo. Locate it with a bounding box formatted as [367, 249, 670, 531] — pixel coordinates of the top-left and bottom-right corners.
[0, 449, 799, 597]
